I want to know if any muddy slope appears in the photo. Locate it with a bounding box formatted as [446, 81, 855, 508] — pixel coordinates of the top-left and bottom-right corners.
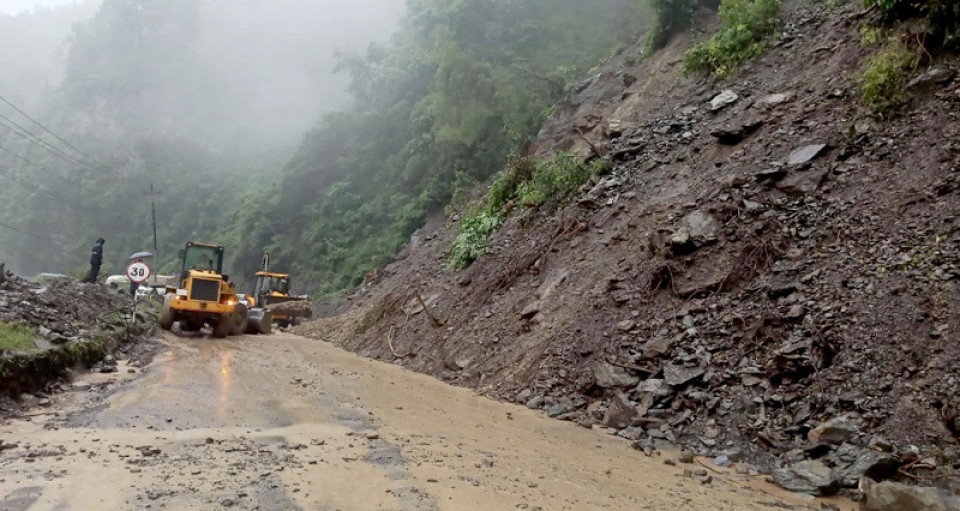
[299, 0, 960, 488]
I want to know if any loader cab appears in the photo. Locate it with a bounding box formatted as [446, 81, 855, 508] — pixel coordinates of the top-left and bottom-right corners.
[178, 243, 224, 283]
[257, 272, 291, 297]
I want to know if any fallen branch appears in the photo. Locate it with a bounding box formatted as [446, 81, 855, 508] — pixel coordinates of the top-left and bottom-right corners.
[696, 458, 724, 475]
[387, 327, 400, 358]
[416, 292, 443, 328]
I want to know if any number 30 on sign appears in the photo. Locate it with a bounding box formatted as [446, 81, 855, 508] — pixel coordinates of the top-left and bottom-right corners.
[127, 261, 152, 283]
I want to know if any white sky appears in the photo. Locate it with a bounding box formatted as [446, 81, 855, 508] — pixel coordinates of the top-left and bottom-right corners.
[0, 0, 79, 15]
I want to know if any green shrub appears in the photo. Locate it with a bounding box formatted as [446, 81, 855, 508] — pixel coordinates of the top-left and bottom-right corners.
[859, 42, 913, 115]
[446, 153, 611, 269]
[448, 211, 503, 269]
[683, 0, 780, 77]
[0, 322, 36, 352]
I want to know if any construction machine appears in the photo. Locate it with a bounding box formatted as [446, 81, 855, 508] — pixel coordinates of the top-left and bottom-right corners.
[246, 252, 312, 328]
[159, 242, 271, 337]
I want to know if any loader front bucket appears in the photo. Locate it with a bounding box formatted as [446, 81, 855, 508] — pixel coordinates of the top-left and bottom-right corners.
[246, 307, 273, 335]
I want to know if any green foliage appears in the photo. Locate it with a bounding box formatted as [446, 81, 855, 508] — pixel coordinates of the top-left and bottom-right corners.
[448, 211, 503, 269]
[0, 322, 36, 352]
[445, 170, 480, 218]
[683, 0, 780, 77]
[446, 153, 610, 269]
[222, 0, 649, 293]
[859, 24, 884, 46]
[647, 0, 700, 50]
[859, 42, 913, 115]
[518, 154, 612, 207]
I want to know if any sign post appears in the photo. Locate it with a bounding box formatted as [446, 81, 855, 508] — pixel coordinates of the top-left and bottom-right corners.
[126, 261, 152, 285]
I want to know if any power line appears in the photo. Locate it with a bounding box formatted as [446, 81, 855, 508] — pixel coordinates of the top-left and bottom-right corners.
[0, 167, 89, 213]
[0, 219, 58, 244]
[0, 95, 97, 165]
[0, 115, 93, 169]
[0, 111, 92, 167]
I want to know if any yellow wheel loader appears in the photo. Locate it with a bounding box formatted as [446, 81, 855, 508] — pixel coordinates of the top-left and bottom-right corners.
[246, 252, 312, 329]
[159, 242, 271, 337]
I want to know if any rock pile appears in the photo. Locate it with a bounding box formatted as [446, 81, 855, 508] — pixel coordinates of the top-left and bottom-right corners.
[0, 268, 132, 348]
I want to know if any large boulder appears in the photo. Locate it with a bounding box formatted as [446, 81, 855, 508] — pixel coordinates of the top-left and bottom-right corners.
[859, 479, 960, 511]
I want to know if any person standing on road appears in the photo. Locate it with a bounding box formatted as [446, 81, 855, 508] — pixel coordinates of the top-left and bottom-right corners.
[82, 237, 105, 283]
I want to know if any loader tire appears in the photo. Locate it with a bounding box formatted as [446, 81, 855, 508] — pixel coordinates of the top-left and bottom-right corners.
[159, 295, 175, 331]
[231, 304, 249, 336]
[212, 313, 231, 339]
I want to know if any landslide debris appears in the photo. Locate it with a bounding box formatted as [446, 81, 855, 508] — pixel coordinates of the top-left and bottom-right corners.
[298, 0, 960, 500]
[0, 265, 157, 399]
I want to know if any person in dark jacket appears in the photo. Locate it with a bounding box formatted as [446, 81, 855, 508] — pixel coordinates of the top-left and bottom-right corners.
[82, 237, 105, 283]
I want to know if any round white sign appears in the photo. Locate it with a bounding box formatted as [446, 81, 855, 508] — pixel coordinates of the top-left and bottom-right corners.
[126, 261, 152, 284]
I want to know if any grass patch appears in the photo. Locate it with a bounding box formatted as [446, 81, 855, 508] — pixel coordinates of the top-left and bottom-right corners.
[683, 0, 781, 77]
[448, 153, 611, 269]
[859, 41, 913, 115]
[0, 322, 36, 351]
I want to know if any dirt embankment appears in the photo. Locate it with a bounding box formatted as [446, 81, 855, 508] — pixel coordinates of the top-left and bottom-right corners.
[0, 266, 158, 401]
[299, 0, 960, 499]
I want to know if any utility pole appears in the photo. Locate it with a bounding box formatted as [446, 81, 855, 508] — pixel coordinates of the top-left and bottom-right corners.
[144, 183, 161, 284]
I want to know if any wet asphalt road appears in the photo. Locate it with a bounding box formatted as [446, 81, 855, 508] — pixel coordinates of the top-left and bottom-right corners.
[0, 332, 852, 510]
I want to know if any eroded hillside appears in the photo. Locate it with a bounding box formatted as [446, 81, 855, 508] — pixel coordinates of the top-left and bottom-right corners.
[299, 0, 960, 497]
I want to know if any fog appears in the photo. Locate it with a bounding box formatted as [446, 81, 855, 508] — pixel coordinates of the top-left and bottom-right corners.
[0, 1, 99, 108]
[1, 0, 405, 152]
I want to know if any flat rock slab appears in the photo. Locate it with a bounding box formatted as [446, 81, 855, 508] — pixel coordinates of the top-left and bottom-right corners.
[709, 90, 739, 111]
[787, 144, 827, 166]
[772, 460, 840, 496]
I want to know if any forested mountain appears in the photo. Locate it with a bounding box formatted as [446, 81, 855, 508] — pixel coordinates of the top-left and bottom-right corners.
[226, 0, 648, 292]
[0, 0, 402, 278]
[0, 0, 647, 294]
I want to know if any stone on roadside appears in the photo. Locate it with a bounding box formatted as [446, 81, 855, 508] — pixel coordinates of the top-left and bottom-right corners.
[602, 392, 638, 429]
[832, 450, 900, 488]
[71, 381, 92, 392]
[678, 449, 695, 464]
[808, 416, 859, 445]
[772, 460, 840, 496]
[860, 479, 960, 511]
[593, 361, 639, 388]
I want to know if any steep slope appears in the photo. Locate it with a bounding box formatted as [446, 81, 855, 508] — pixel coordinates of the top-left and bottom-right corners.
[299, 0, 960, 492]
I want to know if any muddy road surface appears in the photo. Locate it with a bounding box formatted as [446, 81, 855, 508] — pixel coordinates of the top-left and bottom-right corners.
[0, 332, 853, 510]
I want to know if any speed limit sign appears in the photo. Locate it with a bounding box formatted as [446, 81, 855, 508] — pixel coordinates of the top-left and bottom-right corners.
[126, 261, 152, 284]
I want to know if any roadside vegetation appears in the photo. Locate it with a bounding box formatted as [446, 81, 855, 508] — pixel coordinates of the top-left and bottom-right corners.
[682, 0, 781, 77]
[448, 153, 610, 269]
[0, 322, 36, 352]
[856, 0, 958, 115]
[859, 38, 914, 115]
